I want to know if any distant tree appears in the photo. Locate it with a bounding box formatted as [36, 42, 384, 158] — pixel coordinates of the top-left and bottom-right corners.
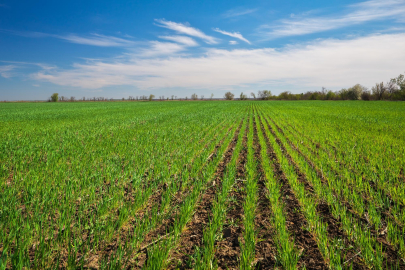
[278, 91, 292, 100]
[347, 84, 366, 100]
[239, 92, 248, 100]
[338, 88, 349, 100]
[390, 73, 405, 100]
[201, 95, 204, 100]
[191, 93, 198, 100]
[70, 96, 76, 102]
[224, 92, 235, 100]
[50, 93, 59, 102]
[148, 94, 155, 101]
[361, 90, 371, 101]
[257, 90, 272, 100]
[325, 91, 336, 100]
[210, 93, 214, 100]
[250, 92, 256, 99]
[59, 95, 68, 102]
[371, 82, 386, 100]
[171, 95, 174, 100]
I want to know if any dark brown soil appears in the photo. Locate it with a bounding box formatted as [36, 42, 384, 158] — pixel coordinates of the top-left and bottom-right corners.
[258, 116, 328, 269]
[263, 116, 368, 268]
[250, 116, 277, 269]
[285, 118, 405, 216]
[166, 120, 244, 269]
[316, 202, 367, 269]
[264, 115, 405, 269]
[132, 124, 238, 269]
[214, 119, 249, 270]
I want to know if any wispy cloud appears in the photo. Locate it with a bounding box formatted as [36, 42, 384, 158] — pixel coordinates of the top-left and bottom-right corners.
[0, 65, 16, 78]
[223, 8, 257, 18]
[32, 33, 405, 92]
[154, 19, 218, 44]
[57, 33, 136, 47]
[3, 30, 136, 47]
[213, 28, 251, 44]
[229, 41, 238, 45]
[261, 0, 405, 38]
[136, 41, 187, 57]
[158, 35, 198, 46]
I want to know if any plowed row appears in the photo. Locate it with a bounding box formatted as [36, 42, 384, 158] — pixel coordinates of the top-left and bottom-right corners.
[1, 101, 404, 269]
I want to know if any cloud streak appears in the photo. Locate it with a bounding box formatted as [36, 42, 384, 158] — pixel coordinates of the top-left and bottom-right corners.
[32, 33, 405, 92]
[261, 0, 405, 38]
[155, 19, 218, 44]
[135, 41, 187, 57]
[0, 65, 16, 78]
[213, 28, 251, 44]
[4, 30, 136, 47]
[57, 33, 136, 47]
[223, 8, 257, 18]
[158, 35, 198, 46]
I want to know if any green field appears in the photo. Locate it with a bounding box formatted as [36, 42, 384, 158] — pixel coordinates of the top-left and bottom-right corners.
[1, 101, 405, 269]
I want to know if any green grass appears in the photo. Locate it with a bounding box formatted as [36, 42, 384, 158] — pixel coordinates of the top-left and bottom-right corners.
[1, 100, 404, 269]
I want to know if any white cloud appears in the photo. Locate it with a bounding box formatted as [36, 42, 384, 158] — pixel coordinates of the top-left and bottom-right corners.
[213, 28, 251, 44]
[136, 41, 187, 57]
[229, 41, 238, 45]
[223, 8, 257, 18]
[57, 33, 136, 47]
[32, 33, 405, 93]
[158, 35, 198, 46]
[154, 19, 218, 44]
[3, 30, 136, 47]
[261, 0, 405, 38]
[0, 65, 16, 78]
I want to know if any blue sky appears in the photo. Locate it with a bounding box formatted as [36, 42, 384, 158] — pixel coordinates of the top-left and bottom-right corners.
[1, 0, 405, 100]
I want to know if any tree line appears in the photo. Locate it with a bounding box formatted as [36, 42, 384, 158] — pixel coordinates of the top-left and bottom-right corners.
[48, 72, 405, 102]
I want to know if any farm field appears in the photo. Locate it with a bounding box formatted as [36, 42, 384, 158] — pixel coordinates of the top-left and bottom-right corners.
[1, 101, 405, 269]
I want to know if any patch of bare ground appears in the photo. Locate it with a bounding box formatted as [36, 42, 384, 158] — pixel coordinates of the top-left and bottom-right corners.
[214, 120, 248, 270]
[251, 117, 277, 269]
[268, 117, 405, 268]
[258, 117, 328, 270]
[166, 120, 244, 269]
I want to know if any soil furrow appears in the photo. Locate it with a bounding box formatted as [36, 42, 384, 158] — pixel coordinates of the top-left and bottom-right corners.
[258, 115, 327, 269]
[251, 116, 277, 269]
[214, 119, 249, 270]
[166, 119, 244, 269]
[132, 124, 237, 269]
[66, 123, 232, 269]
[267, 116, 405, 267]
[261, 115, 370, 268]
[285, 118, 404, 212]
[262, 114, 405, 269]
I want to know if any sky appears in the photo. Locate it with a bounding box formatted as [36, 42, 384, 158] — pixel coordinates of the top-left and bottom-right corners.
[1, 0, 405, 100]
